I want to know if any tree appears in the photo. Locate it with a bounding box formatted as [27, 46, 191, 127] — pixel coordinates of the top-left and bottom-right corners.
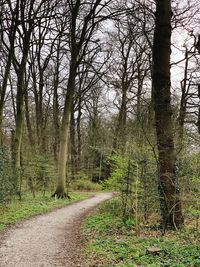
[52, 0, 114, 198]
[106, 5, 152, 153]
[0, 0, 18, 143]
[152, 0, 184, 229]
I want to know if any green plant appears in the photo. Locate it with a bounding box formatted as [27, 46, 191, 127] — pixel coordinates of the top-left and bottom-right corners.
[103, 154, 142, 223]
[0, 147, 14, 202]
[23, 150, 56, 198]
[0, 191, 90, 232]
[83, 199, 200, 267]
[71, 176, 102, 191]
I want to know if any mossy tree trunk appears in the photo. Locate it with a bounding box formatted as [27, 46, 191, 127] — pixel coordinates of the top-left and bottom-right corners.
[52, 0, 80, 198]
[12, 0, 40, 195]
[52, 57, 77, 198]
[52, 0, 109, 198]
[152, 0, 184, 229]
[13, 54, 29, 195]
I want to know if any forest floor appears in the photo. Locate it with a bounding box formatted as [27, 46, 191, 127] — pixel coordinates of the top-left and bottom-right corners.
[83, 198, 200, 267]
[0, 192, 113, 267]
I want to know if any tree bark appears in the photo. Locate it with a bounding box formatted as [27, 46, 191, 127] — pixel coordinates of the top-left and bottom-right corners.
[0, 1, 18, 143]
[24, 83, 34, 146]
[177, 49, 189, 149]
[152, 0, 184, 229]
[113, 86, 127, 152]
[197, 85, 200, 134]
[53, 41, 61, 163]
[52, 58, 77, 198]
[0, 56, 12, 143]
[70, 104, 78, 179]
[52, 0, 110, 197]
[76, 95, 82, 171]
[14, 65, 25, 194]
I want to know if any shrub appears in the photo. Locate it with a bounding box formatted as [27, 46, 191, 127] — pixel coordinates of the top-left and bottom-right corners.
[23, 151, 56, 197]
[72, 178, 102, 191]
[0, 147, 14, 202]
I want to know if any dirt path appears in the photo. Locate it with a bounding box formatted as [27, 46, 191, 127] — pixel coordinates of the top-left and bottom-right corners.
[0, 192, 113, 267]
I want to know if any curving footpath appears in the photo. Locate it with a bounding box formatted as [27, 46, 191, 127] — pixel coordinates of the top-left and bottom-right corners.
[0, 193, 113, 267]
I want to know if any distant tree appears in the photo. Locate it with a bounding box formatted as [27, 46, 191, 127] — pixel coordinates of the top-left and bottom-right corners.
[1, 0, 58, 195]
[107, 5, 152, 153]
[0, 0, 18, 143]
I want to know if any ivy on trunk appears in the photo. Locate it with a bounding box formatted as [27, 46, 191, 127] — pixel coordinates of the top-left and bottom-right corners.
[152, 0, 184, 230]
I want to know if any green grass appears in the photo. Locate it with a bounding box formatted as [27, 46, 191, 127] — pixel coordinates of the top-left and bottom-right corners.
[0, 191, 90, 232]
[83, 198, 200, 267]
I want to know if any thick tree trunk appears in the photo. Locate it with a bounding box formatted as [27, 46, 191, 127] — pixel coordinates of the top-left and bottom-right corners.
[13, 25, 31, 194]
[152, 0, 184, 229]
[52, 0, 105, 197]
[52, 60, 76, 198]
[52, 0, 80, 198]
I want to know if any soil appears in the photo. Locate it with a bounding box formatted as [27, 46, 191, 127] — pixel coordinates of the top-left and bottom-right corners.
[0, 192, 113, 267]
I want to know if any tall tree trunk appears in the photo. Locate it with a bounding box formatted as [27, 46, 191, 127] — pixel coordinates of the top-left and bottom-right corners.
[53, 81, 60, 163]
[152, 0, 184, 229]
[14, 66, 25, 194]
[52, 0, 107, 197]
[76, 96, 82, 171]
[87, 102, 99, 181]
[177, 49, 189, 149]
[32, 70, 40, 145]
[53, 47, 60, 163]
[0, 57, 12, 143]
[113, 87, 127, 152]
[52, 59, 77, 198]
[0, 0, 18, 143]
[13, 23, 32, 194]
[24, 84, 34, 146]
[70, 104, 78, 179]
[136, 64, 145, 123]
[197, 85, 200, 134]
[38, 70, 44, 148]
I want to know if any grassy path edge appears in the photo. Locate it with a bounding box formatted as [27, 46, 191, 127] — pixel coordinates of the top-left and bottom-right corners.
[0, 191, 93, 232]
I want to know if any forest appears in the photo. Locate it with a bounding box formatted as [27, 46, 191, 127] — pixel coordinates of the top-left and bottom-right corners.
[0, 0, 200, 266]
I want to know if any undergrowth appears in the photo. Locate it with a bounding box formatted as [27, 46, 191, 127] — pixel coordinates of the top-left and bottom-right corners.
[0, 191, 90, 232]
[83, 198, 200, 267]
[71, 179, 102, 191]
